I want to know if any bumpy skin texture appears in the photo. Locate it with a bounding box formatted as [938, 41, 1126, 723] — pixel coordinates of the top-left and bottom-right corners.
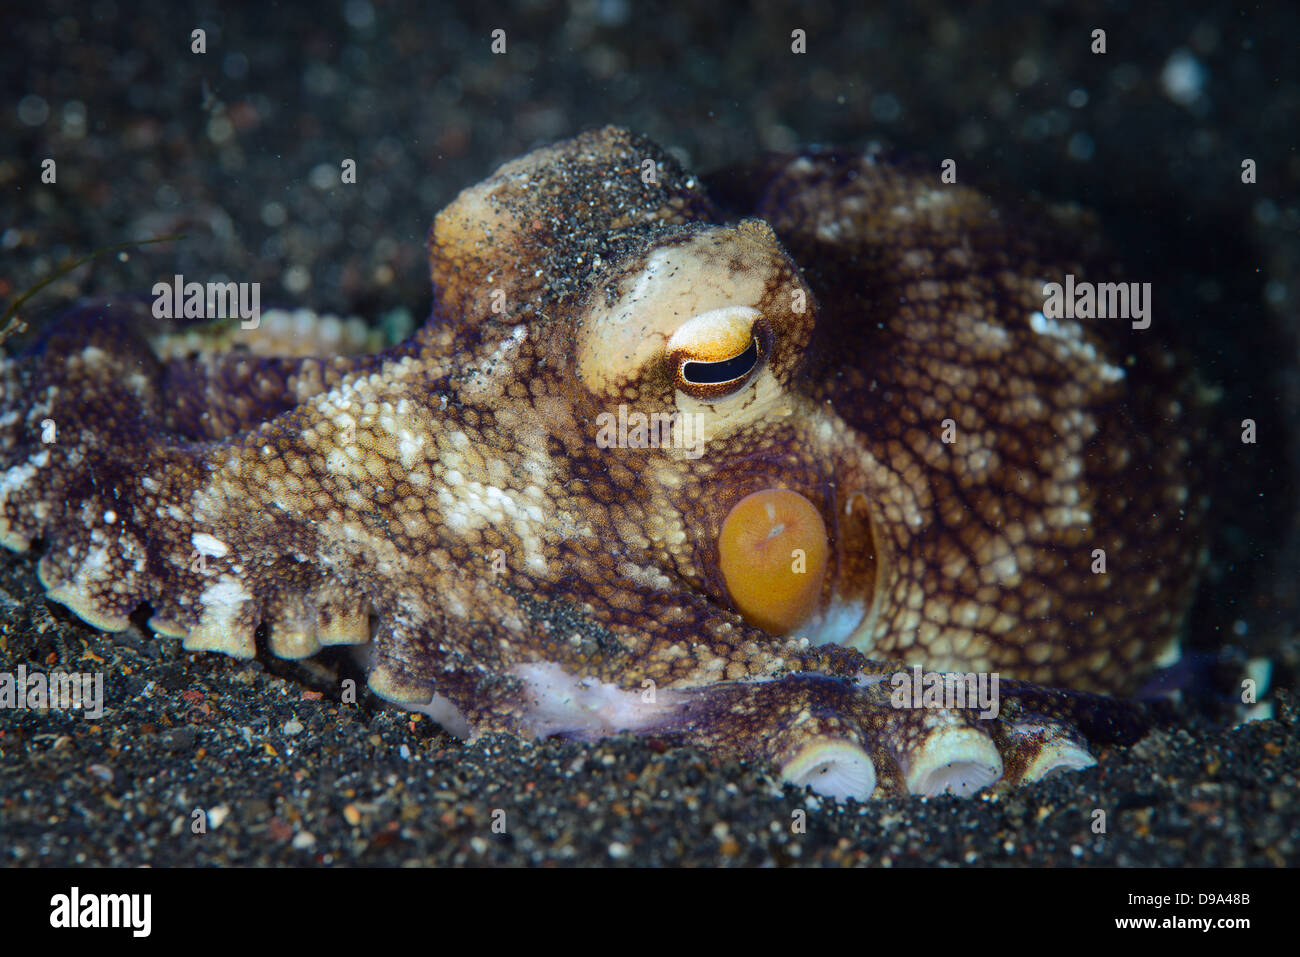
[0, 128, 1210, 800]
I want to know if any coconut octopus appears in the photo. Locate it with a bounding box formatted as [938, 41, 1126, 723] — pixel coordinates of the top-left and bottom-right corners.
[0, 127, 1211, 800]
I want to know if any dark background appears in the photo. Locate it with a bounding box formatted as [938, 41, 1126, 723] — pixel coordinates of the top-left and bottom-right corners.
[1, 0, 1297, 866]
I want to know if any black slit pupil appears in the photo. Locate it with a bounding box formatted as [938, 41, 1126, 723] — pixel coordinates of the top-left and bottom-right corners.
[682, 337, 759, 385]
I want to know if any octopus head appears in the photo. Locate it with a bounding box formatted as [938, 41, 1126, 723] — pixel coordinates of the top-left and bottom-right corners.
[569, 216, 874, 642]
[430, 126, 881, 648]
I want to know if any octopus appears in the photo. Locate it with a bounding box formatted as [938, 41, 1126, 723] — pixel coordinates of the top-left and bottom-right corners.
[0, 127, 1212, 801]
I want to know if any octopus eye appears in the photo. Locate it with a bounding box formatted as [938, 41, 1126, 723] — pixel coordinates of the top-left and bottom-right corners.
[666, 306, 767, 400]
[717, 488, 828, 635]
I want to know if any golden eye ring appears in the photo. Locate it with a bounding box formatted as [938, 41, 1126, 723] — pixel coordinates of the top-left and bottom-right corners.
[665, 306, 769, 400]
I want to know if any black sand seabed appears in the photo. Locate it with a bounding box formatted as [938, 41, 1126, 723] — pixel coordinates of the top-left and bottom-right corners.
[2, 1, 1298, 866]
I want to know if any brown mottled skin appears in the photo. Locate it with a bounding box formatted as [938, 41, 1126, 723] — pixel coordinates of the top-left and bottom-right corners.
[0, 128, 1211, 799]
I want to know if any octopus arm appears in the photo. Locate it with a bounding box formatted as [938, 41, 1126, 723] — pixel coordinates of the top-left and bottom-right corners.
[0, 301, 402, 662]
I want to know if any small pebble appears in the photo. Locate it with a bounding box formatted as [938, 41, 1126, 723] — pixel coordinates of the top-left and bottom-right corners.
[160, 727, 197, 752]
